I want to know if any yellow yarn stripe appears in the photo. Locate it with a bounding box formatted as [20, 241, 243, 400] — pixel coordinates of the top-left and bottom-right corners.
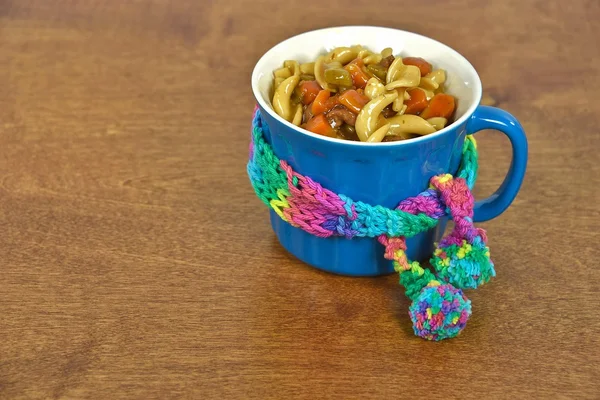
[270, 188, 291, 222]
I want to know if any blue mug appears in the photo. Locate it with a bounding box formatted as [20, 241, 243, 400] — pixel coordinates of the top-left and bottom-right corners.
[251, 26, 528, 276]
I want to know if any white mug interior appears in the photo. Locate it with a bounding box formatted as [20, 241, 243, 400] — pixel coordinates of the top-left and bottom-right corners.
[251, 26, 483, 146]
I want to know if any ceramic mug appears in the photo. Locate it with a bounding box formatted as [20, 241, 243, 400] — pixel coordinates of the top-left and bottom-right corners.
[251, 26, 528, 276]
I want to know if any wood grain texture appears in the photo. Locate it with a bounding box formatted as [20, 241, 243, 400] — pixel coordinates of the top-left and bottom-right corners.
[1, 0, 599, 398]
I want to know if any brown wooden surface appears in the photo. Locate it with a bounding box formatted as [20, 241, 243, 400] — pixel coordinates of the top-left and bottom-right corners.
[1, 1, 599, 399]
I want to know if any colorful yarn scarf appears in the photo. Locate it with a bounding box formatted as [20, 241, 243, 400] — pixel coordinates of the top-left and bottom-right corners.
[247, 108, 495, 341]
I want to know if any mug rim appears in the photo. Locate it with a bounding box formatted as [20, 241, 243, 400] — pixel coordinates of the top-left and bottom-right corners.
[251, 25, 483, 147]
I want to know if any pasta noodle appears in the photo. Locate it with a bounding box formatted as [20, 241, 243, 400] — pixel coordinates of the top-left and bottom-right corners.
[270, 45, 457, 142]
[386, 57, 405, 84]
[392, 89, 406, 112]
[292, 104, 303, 126]
[426, 117, 448, 130]
[355, 91, 398, 141]
[380, 47, 393, 58]
[367, 123, 391, 143]
[386, 114, 437, 135]
[313, 55, 330, 91]
[313, 56, 344, 91]
[272, 75, 299, 121]
[299, 62, 315, 75]
[364, 78, 385, 100]
[283, 60, 300, 77]
[385, 65, 421, 90]
[419, 77, 439, 91]
[363, 53, 382, 65]
[329, 47, 358, 65]
[273, 77, 285, 92]
[420, 69, 446, 91]
[426, 69, 446, 84]
[274, 67, 292, 79]
[420, 87, 435, 101]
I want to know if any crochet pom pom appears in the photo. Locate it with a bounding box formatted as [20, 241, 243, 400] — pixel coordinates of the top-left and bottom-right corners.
[409, 283, 471, 341]
[430, 236, 495, 289]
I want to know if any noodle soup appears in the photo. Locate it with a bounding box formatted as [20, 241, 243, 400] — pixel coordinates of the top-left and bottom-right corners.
[271, 46, 456, 143]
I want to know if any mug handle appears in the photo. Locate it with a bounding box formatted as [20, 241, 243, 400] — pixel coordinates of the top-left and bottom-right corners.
[467, 105, 528, 222]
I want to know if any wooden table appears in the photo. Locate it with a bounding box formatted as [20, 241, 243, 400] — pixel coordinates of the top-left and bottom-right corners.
[1, 1, 598, 398]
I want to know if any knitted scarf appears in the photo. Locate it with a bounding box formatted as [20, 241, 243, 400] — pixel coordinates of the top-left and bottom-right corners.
[247, 108, 495, 341]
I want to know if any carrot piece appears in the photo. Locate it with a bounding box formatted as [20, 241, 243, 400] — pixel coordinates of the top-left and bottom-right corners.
[324, 94, 339, 111]
[339, 89, 370, 113]
[299, 80, 322, 105]
[404, 88, 429, 115]
[420, 93, 456, 119]
[403, 57, 433, 76]
[312, 90, 339, 115]
[311, 90, 331, 115]
[305, 114, 336, 137]
[344, 58, 370, 89]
